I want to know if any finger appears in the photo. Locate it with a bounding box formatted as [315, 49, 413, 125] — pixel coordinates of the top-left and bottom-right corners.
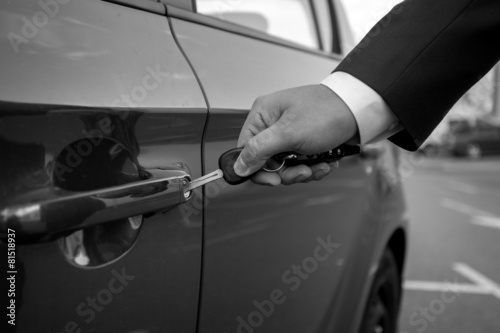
[237, 115, 263, 149]
[251, 162, 332, 186]
[329, 161, 340, 169]
[237, 95, 281, 148]
[251, 170, 281, 186]
[309, 163, 331, 181]
[280, 163, 331, 185]
[234, 125, 289, 177]
[279, 165, 313, 185]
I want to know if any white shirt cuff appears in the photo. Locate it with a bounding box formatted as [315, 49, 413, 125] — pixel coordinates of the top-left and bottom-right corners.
[321, 71, 402, 145]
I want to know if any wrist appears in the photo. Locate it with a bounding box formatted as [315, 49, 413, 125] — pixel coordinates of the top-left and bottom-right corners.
[319, 84, 360, 146]
[321, 72, 397, 145]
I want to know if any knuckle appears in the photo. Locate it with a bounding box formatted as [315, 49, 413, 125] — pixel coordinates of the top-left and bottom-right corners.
[252, 95, 266, 110]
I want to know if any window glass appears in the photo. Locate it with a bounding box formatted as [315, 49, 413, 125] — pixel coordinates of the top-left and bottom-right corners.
[196, 0, 319, 49]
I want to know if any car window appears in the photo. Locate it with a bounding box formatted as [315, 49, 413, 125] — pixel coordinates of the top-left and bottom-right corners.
[196, 0, 320, 49]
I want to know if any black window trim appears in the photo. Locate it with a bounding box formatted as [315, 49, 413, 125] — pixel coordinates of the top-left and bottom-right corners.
[328, 0, 342, 54]
[103, 0, 165, 15]
[308, 0, 324, 51]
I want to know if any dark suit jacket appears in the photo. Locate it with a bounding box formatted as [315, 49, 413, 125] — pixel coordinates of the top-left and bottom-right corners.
[335, 0, 500, 151]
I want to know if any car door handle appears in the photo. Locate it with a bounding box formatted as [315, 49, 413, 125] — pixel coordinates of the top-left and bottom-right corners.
[0, 169, 191, 242]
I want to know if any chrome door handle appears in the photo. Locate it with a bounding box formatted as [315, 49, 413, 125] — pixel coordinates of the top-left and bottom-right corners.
[0, 170, 191, 242]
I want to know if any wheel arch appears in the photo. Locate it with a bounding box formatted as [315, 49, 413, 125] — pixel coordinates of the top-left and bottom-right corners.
[386, 228, 407, 277]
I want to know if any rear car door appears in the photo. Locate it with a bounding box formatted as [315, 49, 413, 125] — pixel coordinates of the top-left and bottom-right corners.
[1, 0, 206, 331]
[169, 1, 392, 332]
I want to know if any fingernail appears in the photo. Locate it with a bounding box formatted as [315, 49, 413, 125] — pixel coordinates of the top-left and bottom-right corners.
[329, 161, 339, 168]
[234, 158, 249, 176]
[316, 170, 328, 179]
[320, 165, 331, 173]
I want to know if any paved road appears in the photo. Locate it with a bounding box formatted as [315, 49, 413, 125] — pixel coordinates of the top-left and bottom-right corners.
[398, 154, 500, 333]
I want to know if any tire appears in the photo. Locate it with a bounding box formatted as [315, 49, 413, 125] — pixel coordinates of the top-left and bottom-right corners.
[465, 143, 482, 159]
[359, 249, 401, 333]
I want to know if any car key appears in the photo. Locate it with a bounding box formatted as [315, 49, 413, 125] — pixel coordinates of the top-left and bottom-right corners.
[183, 144, 360, 192]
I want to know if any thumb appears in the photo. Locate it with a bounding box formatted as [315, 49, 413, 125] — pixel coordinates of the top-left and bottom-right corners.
[233, 126, 288, 177]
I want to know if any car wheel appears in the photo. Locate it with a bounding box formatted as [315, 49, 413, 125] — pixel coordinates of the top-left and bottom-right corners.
[359, 249, 401, 333]
[465, 143, 482, 159]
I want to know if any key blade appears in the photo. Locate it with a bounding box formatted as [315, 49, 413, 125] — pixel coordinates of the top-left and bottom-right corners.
[184, 169, 224, 192]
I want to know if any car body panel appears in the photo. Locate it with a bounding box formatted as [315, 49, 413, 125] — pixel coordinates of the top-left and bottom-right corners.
[171, 18, 404, 333]
[0, 1, 408, 332]
[1, 1, 206, 332]
[0, 0, 205, 108]
[170, 18, 340, 110]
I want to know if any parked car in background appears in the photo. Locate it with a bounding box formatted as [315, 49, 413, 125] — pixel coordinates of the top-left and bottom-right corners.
[416, 120, 452, 157]
[449, 118, 500, 159]
[1, 1, 407, 332]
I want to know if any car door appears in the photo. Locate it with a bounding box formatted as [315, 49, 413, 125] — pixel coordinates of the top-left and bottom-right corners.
[169, 1, 391, 332]
[0, 0, 206, 332]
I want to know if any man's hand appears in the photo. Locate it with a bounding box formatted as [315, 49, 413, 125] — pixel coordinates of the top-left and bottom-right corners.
[234, 84, 359, 186]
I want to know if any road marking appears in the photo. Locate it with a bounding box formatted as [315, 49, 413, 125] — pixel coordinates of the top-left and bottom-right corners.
[453, 263, 500, 299]
[441, 161, 500, 173]
[472, 215, 500, 230]
[440, 198, 500, 230]
[404, 263, 500, 299]
[440, 198, 492, 216]
[446, 180, 478, 195]
[404, 281, 488, 294]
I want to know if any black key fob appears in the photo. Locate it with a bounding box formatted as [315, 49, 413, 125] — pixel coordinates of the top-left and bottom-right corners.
[218, 148, 249, 185]
[219, 145, 360, 185]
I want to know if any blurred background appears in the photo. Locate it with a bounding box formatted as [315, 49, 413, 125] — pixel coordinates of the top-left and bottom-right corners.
[341, 1, 500, 332]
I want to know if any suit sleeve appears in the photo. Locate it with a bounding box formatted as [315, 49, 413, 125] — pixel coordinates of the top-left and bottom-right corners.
[335, 0, 500, 151]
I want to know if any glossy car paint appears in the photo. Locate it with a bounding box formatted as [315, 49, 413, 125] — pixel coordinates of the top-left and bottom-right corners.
[171, 18, 406, 333]
[1, 0, 206, 332]
[0, 0, 204, 108]
[0, 1, 408, 332]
